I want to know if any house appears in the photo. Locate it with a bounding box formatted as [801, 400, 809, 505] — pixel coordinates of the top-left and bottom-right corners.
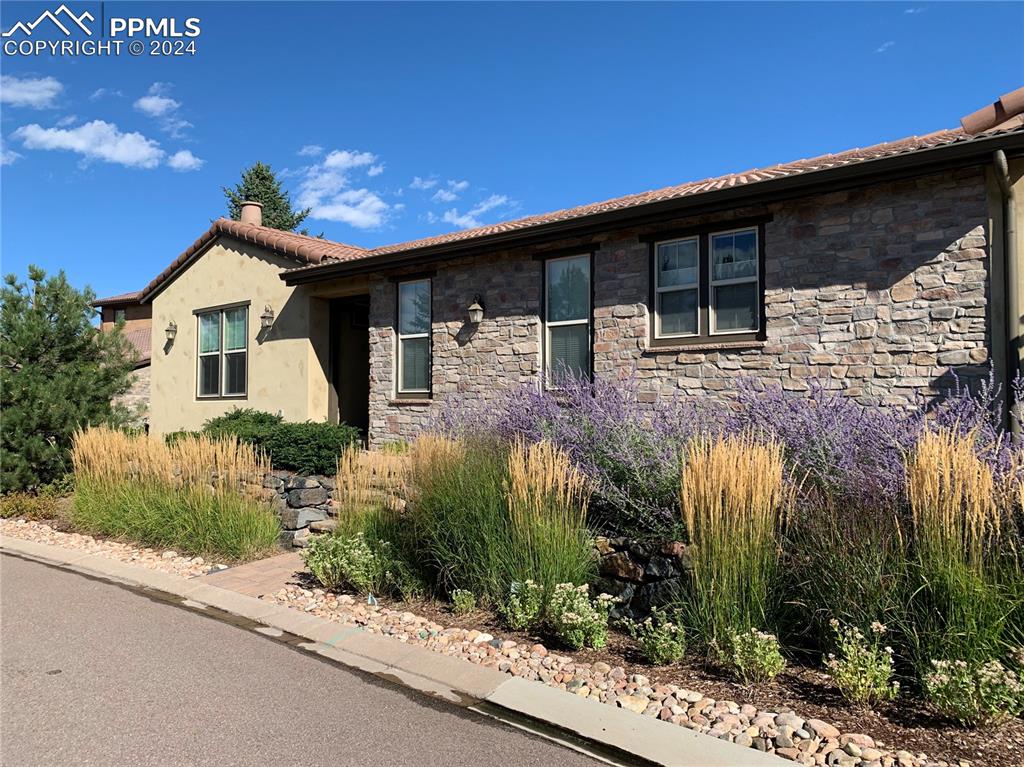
[93, 290, 152, 425]
[129, 89, 1023, 444]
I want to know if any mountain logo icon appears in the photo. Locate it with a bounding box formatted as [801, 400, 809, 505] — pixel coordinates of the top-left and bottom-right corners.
[2, 4, 95, 38]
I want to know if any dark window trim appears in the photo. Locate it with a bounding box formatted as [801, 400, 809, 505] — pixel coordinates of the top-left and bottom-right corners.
[531, 243, 600, 261]
[647, 222, 766, 349]
[387, 269, 437, 283]
[638, 214, 772, 243]
[192, 299, 251, 316]
[394, 277, 433, 400]
[195, 305, 249, 400]
[540, 251, 595, 386]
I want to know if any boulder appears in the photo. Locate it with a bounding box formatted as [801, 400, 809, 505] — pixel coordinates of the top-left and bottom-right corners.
[279, 507, 327, 530]
[284, 475, 321, 491]
[287, 487, 329, 507]
[598, 552, 644, 581]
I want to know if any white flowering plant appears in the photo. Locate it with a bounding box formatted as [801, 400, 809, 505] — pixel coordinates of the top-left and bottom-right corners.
[621, 608, 686, 665]
[924, 658, 1024, 727]
[547, 583, 615, 650]
[451, 588, 477, 615]
[728, 627, 786, 684]
[500, 580, 545, 631]
[824, 619, 899, 707]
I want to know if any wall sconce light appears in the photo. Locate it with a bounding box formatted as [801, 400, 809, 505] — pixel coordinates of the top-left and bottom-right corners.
[164, 320, 177, 342]
[260, 304, 275, 330]
[467, 294, 484, 324]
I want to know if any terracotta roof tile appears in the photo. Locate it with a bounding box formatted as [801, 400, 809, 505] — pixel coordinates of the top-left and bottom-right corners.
[139, 219, 367, 301]
[92, 290, 141, 306]
[122, 327, 151, 366]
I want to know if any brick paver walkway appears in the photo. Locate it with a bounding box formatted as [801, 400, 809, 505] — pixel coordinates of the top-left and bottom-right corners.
[197, 551, 306, 597]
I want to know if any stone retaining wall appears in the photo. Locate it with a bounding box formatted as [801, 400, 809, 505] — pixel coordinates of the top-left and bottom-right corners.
[594, 536, 692, 620]
[262, 472, 337, 547]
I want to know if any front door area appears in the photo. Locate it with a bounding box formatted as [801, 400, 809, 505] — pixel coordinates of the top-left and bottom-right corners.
[329, 296, 370, 438]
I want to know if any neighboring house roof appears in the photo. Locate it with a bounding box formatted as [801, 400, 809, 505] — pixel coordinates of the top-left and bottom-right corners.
[139, 218, 368, 302]
[282, 122, 1024, 282]
[92, 290, 141, 307]
[122, 326, 151, 367]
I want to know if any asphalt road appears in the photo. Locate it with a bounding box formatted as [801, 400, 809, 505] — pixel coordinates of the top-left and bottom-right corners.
[1, 554, 596, 767]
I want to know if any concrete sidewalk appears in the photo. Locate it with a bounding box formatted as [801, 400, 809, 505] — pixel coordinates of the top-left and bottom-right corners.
[0, 534, 784, 767]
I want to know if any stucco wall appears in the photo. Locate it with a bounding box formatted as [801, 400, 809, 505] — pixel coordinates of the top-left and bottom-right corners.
[364, 165, 994, 444]
[148, 238, 330, 435]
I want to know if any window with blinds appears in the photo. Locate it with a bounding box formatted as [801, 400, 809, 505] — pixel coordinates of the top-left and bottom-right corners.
[196, 305, 247, 398]
[397, 279, 431, 396]
[545, 254, 591, 383]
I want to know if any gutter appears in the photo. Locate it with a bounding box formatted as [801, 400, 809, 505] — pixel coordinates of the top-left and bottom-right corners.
[995, 149, 1021, 433]
[284, 129, 1024, 285]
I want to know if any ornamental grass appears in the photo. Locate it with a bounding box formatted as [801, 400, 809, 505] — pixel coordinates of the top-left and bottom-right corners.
[680, 433, 790, 651]
[333, 445, 409, 534]
[71, 426, 278, 561]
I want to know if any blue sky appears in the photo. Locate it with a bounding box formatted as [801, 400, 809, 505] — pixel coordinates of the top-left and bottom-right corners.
[1, 1, 1022, 300]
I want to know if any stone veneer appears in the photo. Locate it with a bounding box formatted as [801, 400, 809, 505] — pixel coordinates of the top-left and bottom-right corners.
[366, 166, 991, 444]
[115, 365, 151, 429]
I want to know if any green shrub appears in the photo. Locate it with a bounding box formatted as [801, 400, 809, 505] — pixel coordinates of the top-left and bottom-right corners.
[622, 609, 687, 666]
[451, 589, 477, 615]
[727, 628, 786, 684]
[305, 532, 379, 592]
[304, 530, 423, 599]
[262, 421, 361, 475]
[202, 408, 282, 445]
[500, 580, 545, 631]
[547, 583, 614, 650]
[824, 619, 899, 707]
[924, 659, 1024, 726]
[39, 473, 75, 498]
[164, 430, 202, 445]
[0, 492, 60, 520]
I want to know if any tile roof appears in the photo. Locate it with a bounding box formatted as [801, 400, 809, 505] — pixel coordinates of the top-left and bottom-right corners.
[282, 123, 1024, 278]
[92, 290, 141, 306]
[139, 218, 368, 301]
[122, 327, 151, 366]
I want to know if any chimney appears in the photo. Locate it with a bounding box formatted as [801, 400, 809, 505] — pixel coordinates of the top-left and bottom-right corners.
[239, 200, 263, 226]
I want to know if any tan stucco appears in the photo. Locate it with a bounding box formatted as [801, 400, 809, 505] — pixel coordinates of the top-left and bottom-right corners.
[148, 237, 330, 435]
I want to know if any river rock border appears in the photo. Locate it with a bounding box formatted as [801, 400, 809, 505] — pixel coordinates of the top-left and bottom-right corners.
[264, 584, 962, 767]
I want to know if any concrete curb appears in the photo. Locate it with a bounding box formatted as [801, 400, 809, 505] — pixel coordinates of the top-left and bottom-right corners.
[1, 535, 784, 767]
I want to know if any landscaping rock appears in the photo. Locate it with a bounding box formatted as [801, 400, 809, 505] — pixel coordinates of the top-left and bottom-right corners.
[598, 552, 644, 581]
[284, 476, 321, 491]
[287, 487, 329, 507]
[279, 508, 327, 530]
[309, 519, 338, 534]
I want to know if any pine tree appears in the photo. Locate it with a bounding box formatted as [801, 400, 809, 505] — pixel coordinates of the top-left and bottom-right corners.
[0, 267, 136, 491]
[223, 161, 312, 233]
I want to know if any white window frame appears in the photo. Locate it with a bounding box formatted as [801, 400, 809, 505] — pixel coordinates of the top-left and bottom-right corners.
[709, 226, 760, 336]
[396, 278, 431, 396]
[544, 254, 591, 382]
[653, 236, 700, 340]
[195, 305, 248, 399]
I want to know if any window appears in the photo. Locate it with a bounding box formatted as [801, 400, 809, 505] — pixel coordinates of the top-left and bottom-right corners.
[651, 225, 762, 344]
[196, 304, 248, 398]
[397, 279, 431, 396]
[113, 308, 126, 323]
[544, 254, 591, 382]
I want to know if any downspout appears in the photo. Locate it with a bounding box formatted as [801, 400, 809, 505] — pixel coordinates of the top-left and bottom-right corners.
[994, 150, 1020, 433]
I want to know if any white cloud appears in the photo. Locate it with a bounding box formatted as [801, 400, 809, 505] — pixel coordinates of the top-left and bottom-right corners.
[875, 41, 895, 53]
[90, 88, 123, 100]
[431, 188, 458, 203]
[440, 194, 512, 229]
[409, 175, 437, 190]
[298, 148, 390, 229]
[904, 7, 925, 14]
[367, 163, 385, 177]
[13, 120, 164, 169]
[0, 75, 63, 109]
[56, 114, 77, 127]
[323, 149, 376, 170]
[134, 83, 191, 138]
[298, 144, 323, 157]
[1, 138, 21, 166]
[311, 188, 390, 228]
[448, 179, 469, 193]
[167, 149, 204, 172]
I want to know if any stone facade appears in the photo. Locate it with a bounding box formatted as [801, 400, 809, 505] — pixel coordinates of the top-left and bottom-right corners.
[115, 365, 151, 428]
[364, 166, 991, 444]
[263, 472, 336, 547]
